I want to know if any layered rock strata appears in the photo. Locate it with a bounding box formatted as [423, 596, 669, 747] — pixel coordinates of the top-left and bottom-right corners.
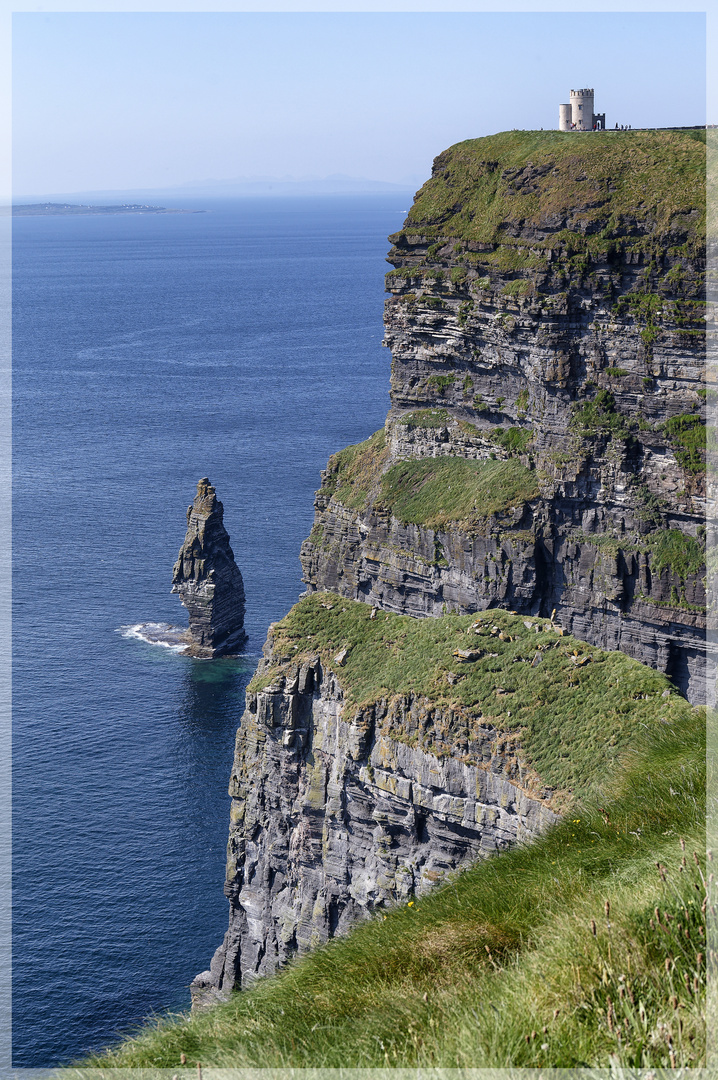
[192, 641, 557, 1007]
[172, 477, 247, 657]
[300, 130, 708, 702]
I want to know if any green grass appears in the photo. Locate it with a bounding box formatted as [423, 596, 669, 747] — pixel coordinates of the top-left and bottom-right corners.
[377, 456, 539, 530]
[648, 528, 705, 582]
[614, 290, 665, 321]
[251, 595, 690, 802]
[392, 129, 705, 256]
[78, 694, 706, 1070]
[325, 429, 538, 529]
[426, 374, 455, 393]
[492, 425, 533, 454]
[663, 413, 706, 474]
[572, 388, 629, 439]
[502, 278, 533, 297]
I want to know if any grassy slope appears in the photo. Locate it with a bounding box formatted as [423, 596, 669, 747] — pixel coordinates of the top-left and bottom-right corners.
[251, 595, 691, 804]
[379, 456, 538, 530]
[79, 707, 706, 1070]
[396, 128, 705, 253]
[324, 428, 538, 531]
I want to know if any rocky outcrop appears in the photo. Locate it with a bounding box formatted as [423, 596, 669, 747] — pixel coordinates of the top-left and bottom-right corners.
[172, 478, 247, 657]
[191, 638, 558, 1007]
[300, 129, 708, 702]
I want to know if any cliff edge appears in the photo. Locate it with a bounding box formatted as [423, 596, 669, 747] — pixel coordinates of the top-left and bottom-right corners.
[192, 592, 689, 1005]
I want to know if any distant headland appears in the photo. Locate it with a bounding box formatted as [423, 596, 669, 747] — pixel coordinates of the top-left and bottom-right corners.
[12, 202, 204, 216]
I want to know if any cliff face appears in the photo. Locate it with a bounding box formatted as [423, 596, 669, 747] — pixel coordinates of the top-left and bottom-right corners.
[193, 593, 690, 1005]
[300, 130, 707, 702]
[192, 655, 556, 1004]
[172, 478, 247, 657]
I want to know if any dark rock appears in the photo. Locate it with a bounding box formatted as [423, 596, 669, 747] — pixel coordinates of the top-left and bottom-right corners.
[172, 477, 247, 657]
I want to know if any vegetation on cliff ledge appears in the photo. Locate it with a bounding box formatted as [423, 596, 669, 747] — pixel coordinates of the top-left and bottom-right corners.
[325, 428, 538, 528]
[391, 128, 705, 256]
[323, 429, 389, 509]
[378, 457, 538, 529]
[251, 594, 691, 802]
[663, 412, 706, 474]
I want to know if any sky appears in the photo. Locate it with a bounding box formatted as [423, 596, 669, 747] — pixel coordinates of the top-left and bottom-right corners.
[11, 10, 707, 198]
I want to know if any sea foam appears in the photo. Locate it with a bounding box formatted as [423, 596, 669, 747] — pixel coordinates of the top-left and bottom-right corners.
[118, 622, 190, 652]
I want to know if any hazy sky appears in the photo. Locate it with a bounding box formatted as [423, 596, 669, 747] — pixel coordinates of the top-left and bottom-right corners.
[12, 10, 706, 197]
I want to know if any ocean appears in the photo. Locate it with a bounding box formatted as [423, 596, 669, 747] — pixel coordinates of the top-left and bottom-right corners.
[11, 195, 408, 1066]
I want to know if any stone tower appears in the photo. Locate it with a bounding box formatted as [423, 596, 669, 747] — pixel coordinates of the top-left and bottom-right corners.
[570, 88, 593, 131]
[172, 477, 247, 657]
[559, 88, 605, 131]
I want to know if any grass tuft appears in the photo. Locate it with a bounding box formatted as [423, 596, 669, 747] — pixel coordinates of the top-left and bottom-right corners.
[663, 413, 706, 474]
[399, 408, 450, 429]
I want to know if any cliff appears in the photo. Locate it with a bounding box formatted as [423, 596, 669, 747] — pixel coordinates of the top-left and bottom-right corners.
[300, 129, 707, 702]
[192, 592, 690, 1005]
[172, 478, 247, 657]
[194, 129, 707, 1010]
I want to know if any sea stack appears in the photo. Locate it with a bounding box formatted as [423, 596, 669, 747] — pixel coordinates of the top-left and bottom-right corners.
[172, 478, 247, 657]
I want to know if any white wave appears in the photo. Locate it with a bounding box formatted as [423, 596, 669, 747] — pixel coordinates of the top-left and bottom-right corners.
[118, 622, 190, 652]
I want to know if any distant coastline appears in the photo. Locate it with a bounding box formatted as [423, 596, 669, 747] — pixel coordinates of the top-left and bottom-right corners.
[12, 202, 204, 216]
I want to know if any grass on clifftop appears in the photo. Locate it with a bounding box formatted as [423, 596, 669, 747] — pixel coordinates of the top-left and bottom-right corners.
[395, 129, 705, 254]
[324, 429, 538, 530]
[78, 707, 707, 1070]
[251, 594, 692, 803]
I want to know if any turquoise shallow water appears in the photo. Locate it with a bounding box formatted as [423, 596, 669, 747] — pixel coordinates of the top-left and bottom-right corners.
[12, 195, 407, 1065]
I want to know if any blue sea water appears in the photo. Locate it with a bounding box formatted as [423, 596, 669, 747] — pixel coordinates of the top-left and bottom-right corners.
[12, 196, 408, 1066]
